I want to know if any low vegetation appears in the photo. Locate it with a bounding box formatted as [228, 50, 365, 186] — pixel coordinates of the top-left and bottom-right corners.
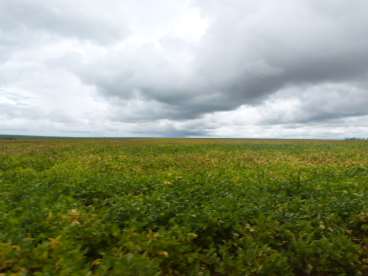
[1, 138, 368, 275]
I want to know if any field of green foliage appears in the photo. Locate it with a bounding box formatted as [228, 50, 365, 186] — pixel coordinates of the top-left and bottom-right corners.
[1, 138, 368, 275]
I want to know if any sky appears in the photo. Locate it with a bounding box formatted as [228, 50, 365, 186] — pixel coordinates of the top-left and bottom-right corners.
[1, 0, 368, 138]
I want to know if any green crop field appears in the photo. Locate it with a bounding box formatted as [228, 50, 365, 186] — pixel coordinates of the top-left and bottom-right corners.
[1, 138, 368, 275]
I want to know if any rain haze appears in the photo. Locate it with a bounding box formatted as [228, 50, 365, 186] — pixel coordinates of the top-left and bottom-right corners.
[1, 0, 368, 138]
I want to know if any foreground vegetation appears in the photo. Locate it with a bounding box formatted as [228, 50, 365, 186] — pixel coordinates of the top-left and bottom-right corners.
[1, 138, 368, 275]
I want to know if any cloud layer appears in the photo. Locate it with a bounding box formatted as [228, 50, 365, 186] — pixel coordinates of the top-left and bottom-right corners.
[1, 0, 368, 138]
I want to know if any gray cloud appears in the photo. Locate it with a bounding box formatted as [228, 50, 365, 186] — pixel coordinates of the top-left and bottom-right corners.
[0, 0, 128, 45]
[76, 0, 368, 122]
[1, 0, 368, 138]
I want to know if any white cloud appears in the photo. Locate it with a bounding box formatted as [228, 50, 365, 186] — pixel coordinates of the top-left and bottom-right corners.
[1, 0, 368, 138]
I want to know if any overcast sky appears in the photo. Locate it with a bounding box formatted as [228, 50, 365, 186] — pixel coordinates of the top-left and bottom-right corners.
[1, 0, 368, 138]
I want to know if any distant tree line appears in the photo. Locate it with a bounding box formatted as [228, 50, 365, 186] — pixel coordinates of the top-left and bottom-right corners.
[344, 137, 368, 141]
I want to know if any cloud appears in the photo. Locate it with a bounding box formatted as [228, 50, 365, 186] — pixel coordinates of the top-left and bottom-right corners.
[76, 0, 368, 122]
[0, 0, 129, 44]
[1, 0, 368, 137]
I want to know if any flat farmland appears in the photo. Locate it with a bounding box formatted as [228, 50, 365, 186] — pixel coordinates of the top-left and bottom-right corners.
[1, 139, 368, 275]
